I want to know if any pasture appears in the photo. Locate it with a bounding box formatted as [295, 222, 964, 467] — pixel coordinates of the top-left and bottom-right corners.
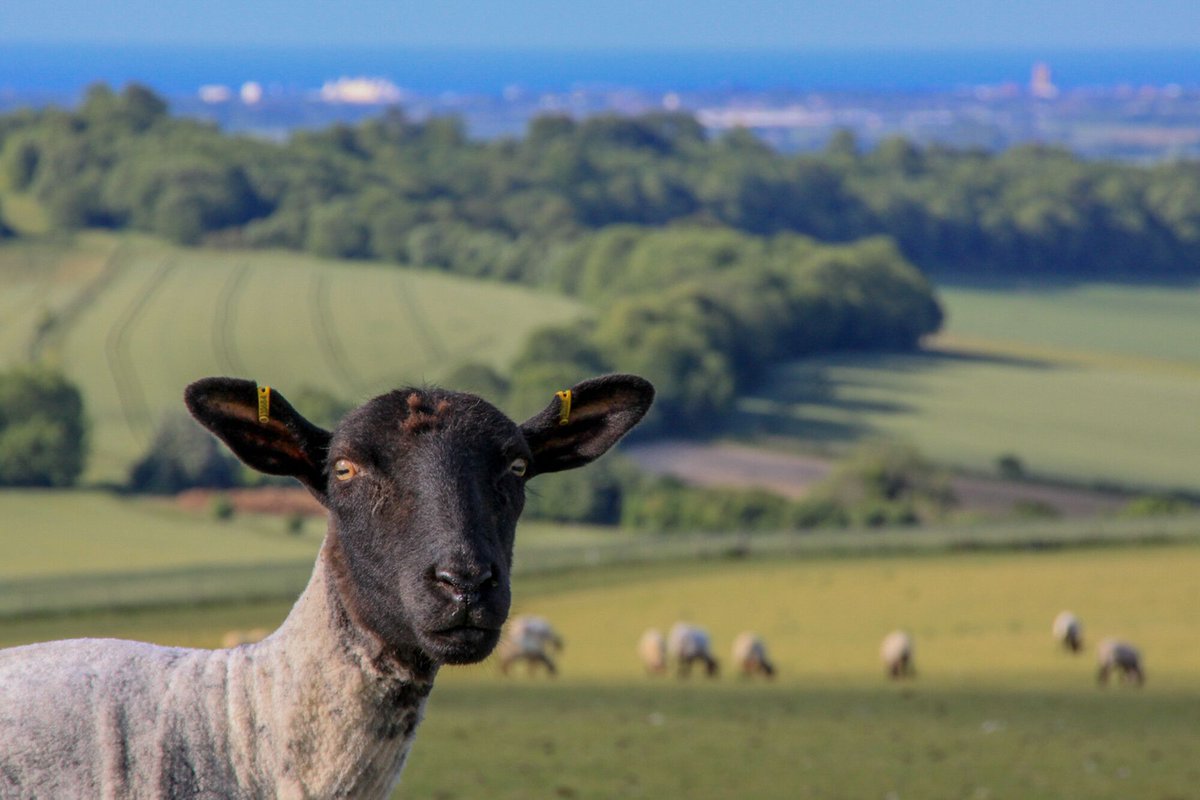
[0, 233, 583, 484]
[732, 281, 1200, 495]
[1, 543, 1197, 799]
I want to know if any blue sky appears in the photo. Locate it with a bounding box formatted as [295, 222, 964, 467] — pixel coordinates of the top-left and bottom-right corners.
[3, 0, 1200, 50]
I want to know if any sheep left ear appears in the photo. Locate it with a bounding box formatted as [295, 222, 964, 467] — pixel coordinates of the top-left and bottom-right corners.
[519, 374, 654, 477]
[184, 377, 332, 502]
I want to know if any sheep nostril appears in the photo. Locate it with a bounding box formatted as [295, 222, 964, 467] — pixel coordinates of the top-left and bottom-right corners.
[433, 566, 496, 597]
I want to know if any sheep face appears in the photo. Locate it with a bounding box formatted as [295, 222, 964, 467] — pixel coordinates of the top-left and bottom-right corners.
[186, 373, 654, 671]
[324, 389, 524, 667]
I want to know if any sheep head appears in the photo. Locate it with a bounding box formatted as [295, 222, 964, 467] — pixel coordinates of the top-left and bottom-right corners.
[184, 374, 653, 671]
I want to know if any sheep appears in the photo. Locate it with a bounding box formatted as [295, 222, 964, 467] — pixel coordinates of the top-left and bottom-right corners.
[496, 615, 563, 676]
[667, 622, 719, 678]
[0, 373, 653, 799]
[1052, 610, 1084, 653]
[880, 630, 915, 679]
[637, 628, 667, 675]
[1096, 638, 1145, 687]
[731, 631, 776, 679]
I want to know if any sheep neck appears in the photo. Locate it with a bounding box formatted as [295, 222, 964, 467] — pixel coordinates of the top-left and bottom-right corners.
[247, 541, 437, 798]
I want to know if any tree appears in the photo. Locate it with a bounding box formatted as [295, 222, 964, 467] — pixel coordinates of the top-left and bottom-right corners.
[0, 367, 88, 487]
[127, 412, 239, 494]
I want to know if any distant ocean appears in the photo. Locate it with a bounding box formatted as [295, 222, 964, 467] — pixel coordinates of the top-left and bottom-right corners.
[4, 43, 1200, 97]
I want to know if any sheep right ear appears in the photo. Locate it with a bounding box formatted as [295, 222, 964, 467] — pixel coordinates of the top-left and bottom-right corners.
[184, 377, 332, 502]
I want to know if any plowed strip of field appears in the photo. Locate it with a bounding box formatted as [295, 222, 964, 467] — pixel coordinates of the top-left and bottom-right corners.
[625, 441, 1128, 517]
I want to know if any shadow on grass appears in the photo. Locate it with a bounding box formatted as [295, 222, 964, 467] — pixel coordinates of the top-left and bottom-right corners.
[725, 348, 1059, 445]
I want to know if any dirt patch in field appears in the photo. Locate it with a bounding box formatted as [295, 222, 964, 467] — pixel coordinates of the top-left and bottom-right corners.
[175, 487, 325, 518]
[625, 441, 1129, 519]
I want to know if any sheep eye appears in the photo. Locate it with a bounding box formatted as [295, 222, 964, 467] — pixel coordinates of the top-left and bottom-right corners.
[333, 459, 358, 481]
[509, 458, 528, 478]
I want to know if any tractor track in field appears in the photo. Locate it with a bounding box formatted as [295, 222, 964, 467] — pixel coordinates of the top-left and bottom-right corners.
[211, 263, 249, 375]
[105, 259, 177, 441]
[27, 242, 128, 363]
[392, 271, 449, 372]
[309, 271, 366, 394]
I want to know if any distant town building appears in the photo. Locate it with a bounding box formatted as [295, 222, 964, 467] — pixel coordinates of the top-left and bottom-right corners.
[1030, 62, 1058, 99]
[240, 81, 264, 105]
[318, 77, 406, 105]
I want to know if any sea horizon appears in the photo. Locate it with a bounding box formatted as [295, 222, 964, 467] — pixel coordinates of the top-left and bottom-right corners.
[4, 42, 1200, 98]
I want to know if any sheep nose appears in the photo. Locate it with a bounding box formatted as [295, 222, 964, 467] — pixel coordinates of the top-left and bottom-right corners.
[433, 565, 496, 602]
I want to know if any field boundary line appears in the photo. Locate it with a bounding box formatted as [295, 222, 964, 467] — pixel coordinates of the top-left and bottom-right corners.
[5, 514, 1197, 618]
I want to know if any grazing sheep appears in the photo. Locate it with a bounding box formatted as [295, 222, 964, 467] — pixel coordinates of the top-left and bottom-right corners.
[497, 615, 563, 676]
[637, 628, 667, 675]
[1096, 638, 1145, 687]
[731, 631, 776, 679]
[1052, 611, 1084, 653]
[667, 622, 719, 678]
[0, 373, 652, 798]
[880, 630, 915, 679]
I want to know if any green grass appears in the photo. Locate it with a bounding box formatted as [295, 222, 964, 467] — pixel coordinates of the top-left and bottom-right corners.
[2, 545, 1197, 799]
[732, 281, 1200, 494]
[0, 233, 584, 484]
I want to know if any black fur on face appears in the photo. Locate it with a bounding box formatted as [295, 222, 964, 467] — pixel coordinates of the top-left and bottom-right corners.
[185, 372, 654, 671]
[323, 389, 525, 668]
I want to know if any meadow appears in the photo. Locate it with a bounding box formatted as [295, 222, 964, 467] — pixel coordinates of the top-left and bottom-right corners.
[731, 281, 1200, 495]
[0, 233, 583, 484]
[1, 543, 1196, 799]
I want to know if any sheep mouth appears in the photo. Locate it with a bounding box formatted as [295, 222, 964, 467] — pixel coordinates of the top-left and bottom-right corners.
[427, 624, 502, 664]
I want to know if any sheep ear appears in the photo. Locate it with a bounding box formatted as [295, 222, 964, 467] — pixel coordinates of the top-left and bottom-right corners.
[519, 374, 654, 476]
[184, 377, 332, 502]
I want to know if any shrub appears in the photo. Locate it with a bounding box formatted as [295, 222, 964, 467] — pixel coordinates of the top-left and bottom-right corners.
[0, 367, 88, 487]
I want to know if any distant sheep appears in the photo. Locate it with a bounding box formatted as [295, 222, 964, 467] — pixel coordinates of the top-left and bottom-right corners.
[0, 373, 652, 798]
[1096, 638, 1144, 687]
[497, 615, 563, 676]
[637, 628, 667, 675]
[880, 630, 915, 679]
[667, 622, 719, 678]
[1052, 611, 1083, 653]
[731, 631, 776, 679]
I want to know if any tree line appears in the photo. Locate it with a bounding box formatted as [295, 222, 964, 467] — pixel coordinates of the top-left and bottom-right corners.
[4, 84, 1200, 280]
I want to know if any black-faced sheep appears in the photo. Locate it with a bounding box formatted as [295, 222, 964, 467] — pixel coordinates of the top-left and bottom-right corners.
[881, 630, 915, 679]
[637, 627, 667, 675]
[497, 615, 563, 676]
[667, 622, 719, 678]
[731, 631, 776, 678]
[1052, 610, 1084, 653]
[0, 373, 652, 798]
[1096, 638, 1145, 687]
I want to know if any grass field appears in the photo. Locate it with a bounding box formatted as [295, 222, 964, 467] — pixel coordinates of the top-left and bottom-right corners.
[732, 281, 1200, 495]
[2, 544, 1196, 799]
[0, 233, 583, 484]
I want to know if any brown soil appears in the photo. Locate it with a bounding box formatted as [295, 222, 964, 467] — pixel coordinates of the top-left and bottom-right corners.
[175, 487, 326, 517]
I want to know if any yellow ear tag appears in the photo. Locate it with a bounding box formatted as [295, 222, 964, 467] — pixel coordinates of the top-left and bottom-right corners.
[257, 386, 271, 423]
[555, 389, 572, 426]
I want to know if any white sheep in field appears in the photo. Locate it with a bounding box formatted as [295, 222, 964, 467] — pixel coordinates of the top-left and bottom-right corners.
[880, 630, 915, 679]
[0, 373, 652, 798]
[1052, 610, 1084, 653]
[497, 615, 563, 676]
[637, 628, 667, 675]
[731, 631, 776, 678]
[1096, 638, 1145, 687]
[667, 622, 720, 678]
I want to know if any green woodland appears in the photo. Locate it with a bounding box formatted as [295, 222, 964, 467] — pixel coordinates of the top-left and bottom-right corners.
[2, 84, 1199, 526]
